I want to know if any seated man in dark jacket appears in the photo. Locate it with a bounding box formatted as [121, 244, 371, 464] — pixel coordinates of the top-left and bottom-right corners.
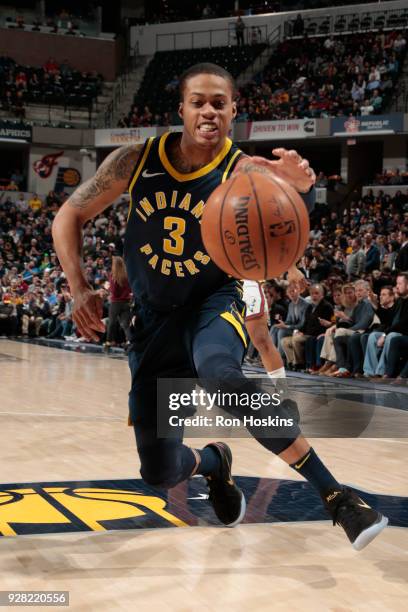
[385, 334, 408, 380]
[281, 284, 333, 370]
[270, 282, 308, 358]
[394, 227, 408, 272]
[352, 285, 397, 377]
[364, 273, 408, 377]
[0, 300, 18, 336]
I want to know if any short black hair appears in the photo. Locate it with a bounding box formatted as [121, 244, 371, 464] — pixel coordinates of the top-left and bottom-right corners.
[179, 63, 236, 100]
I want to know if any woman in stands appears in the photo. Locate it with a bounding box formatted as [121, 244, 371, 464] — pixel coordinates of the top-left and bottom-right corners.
[104, 255, 132, 350]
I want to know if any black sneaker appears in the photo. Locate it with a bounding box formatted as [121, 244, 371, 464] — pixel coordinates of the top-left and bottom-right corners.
[205, 442, 246, 527]
[324, 486, 388, 551]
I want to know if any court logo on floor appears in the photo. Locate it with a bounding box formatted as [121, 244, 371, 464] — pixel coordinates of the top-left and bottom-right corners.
[0, 477, 406, 537]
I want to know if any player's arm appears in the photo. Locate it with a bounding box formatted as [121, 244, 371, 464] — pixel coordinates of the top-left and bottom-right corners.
[235, 148, 316, 198]
[52, 145, 139, 340]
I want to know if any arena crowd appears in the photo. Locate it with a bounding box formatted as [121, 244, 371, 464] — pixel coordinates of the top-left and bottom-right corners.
[1, 183, 407, 378]
[119, 29, 406, 128]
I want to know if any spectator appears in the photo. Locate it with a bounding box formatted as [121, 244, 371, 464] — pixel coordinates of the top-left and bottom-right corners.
[46, 288, 74, 339]
[331, 280, 374, 377]
[346, 238, 366, 280]
[384, 334, 408, 381]
[303, 285, 334, 372]
[270, 282, 309, 360]
[105, 255, 132, 349]
[293, 14, 304, 37]
[363, 273, 408, 378]
[0, 297, 18, 336]
[20, 292, 44, 337]
[10, 169, 24, 188]
[360, 98, 374, 115]
[364, 233, 380, 273]
[395, 227, 408, 272]
[318, 283, 357, 376]
[349, 285, 397, 378]
[235, 17, 245, 46]
[28, 194, 42, 213]
[264, 281, 288, 323]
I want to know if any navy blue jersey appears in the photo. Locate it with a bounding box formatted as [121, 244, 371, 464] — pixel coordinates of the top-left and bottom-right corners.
[124, 132, 243, 311]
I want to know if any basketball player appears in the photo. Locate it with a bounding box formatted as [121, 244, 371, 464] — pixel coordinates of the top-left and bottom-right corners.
[52, 63, 387, 549]
[243, 267, 305, 379]
[243, 280, 286, 376]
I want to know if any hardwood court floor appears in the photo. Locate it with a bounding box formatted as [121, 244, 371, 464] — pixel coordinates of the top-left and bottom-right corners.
[0, 340, 407, 611]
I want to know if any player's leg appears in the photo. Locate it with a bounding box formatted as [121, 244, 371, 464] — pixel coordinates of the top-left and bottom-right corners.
[246, 314, 286, 378]
[193, 315, 388, 548]
[127, 314, 199, 490]
[243, 281, 286, 378]
[129, 375, 198, 489]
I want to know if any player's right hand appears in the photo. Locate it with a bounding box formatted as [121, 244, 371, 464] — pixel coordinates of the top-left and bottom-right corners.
[72, 287, 105, 342]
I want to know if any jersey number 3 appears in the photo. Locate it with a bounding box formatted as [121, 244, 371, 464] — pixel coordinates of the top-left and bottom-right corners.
[163, 216, 186, 256]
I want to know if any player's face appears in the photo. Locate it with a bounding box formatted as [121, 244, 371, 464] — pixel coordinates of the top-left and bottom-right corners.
[179, 73, 237, 148]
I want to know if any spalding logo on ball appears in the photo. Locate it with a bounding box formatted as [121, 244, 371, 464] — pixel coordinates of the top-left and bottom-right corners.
[201, 172, 310, 281]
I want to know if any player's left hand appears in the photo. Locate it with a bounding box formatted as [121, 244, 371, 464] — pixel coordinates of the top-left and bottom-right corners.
[250, 148, 316, 193]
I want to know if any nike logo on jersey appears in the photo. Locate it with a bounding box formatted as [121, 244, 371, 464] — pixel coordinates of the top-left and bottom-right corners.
[142, 169, 165, 178]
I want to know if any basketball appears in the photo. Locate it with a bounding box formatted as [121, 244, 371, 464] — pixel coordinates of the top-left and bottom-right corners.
[201, 171, 310, 280]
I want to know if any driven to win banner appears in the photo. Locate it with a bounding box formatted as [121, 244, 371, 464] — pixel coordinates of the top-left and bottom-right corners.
[248, 119, 316, 140]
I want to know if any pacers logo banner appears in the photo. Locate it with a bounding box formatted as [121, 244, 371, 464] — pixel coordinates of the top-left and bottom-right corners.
[0, 478, 405, 537]
[29, 147, 84, 196]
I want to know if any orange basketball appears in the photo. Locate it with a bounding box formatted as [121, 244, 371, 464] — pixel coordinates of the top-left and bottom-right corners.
[201, 171, 310, 280]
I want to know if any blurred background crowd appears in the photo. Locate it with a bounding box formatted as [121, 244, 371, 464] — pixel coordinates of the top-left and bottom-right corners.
[1, 186, 407, 379]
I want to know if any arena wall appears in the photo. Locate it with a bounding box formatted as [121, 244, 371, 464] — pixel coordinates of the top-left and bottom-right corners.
[0, 28, 122, 80]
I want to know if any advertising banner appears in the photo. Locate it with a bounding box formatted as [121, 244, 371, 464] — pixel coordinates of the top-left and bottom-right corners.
[331, 114, 404, 136]
[28, 147, 84, 195]
[248, 119, 316, 140]
[95, 127, 157, 147]
[0, 120, 32, 142]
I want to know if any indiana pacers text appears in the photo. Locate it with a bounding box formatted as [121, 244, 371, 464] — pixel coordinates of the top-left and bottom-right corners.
[136, 190, 211, 277]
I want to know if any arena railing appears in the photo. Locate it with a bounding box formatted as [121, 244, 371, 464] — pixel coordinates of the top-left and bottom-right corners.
[236, 25, 281, 86]
[285, 7, 408, 38]
[155, 24, 268, 52]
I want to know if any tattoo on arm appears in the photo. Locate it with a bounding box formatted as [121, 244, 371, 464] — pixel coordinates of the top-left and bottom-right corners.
[68, 145, 140, 210]
[235, 156, 271, 175]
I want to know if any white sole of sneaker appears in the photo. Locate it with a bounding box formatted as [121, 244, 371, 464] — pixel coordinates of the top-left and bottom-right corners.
[226, 492, 246, 528]
[352, 515, 389, 551]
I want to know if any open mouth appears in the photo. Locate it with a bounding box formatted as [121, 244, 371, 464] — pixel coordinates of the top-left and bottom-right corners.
[197, 123, 218, 135]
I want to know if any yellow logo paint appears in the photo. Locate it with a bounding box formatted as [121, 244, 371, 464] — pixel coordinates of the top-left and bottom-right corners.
[0, 487, 187, 537]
